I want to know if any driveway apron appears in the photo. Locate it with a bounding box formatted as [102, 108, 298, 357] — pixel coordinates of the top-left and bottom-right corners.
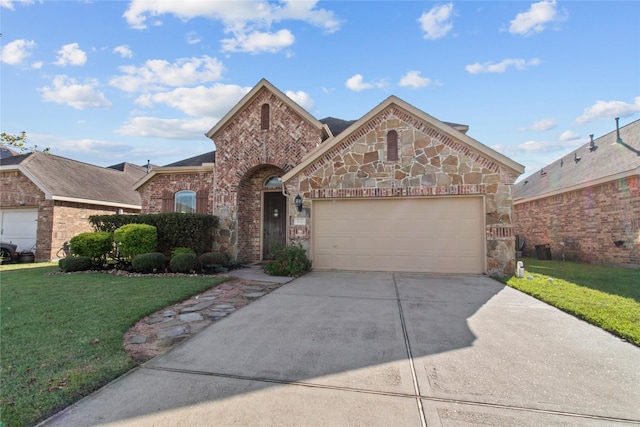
[41, 271, 640, 426]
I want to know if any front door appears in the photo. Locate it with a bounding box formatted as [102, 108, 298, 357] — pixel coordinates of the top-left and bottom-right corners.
[263, 192, 287, 260]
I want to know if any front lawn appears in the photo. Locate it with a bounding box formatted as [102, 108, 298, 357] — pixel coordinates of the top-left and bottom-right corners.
[497, 258, 640, 346]
[0, 264, 228, 427]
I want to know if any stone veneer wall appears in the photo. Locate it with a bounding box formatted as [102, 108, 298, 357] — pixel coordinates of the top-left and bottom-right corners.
[514, 176, 640, 267]
[138, 172, 214, 214]
[288, 107, 519, 276]
[211, 88, 324, 261]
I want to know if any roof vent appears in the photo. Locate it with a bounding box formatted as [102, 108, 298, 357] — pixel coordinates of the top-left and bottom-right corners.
[560, 158, 564, 167]
[540, 168, 547, 176]
[574, 152, 581, 163]
[589, 134, 597, 152]
[615, 117, 623, 143]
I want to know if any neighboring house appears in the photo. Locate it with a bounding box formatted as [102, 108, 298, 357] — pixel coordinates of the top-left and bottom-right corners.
[514, 119, 640, 267]
[138, 79, 524, 276]
[0, 152, 145, 261]
[135, 151, 215, 214]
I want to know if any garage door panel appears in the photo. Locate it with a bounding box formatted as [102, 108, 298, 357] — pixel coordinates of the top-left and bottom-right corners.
[312, 197, 484, 274]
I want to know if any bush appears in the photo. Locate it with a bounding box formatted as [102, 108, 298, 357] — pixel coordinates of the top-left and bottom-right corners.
[132, 252, 167, 273]
[114, 224, 157, 260]
[69, 232, 113, 260]
[89, 213, 218, 256]
[199, 252, 229, 267]
[170, 253, 198, 274]
[263, 243, 312, 277]
[58, 256, 94, 272]
[172, 247, 195, 257]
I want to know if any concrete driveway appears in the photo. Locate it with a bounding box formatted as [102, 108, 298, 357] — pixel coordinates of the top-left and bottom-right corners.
[42, 271, 640, 426]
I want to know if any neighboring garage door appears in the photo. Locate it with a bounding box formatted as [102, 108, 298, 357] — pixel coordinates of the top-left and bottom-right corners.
[0, 208, 38, 253]
[312, 197, 484, 274]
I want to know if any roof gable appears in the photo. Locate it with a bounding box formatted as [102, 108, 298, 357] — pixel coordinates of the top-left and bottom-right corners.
[515, 119, 640, 201]
[206, 78, 330, 141]
[282, 95, 524, 183]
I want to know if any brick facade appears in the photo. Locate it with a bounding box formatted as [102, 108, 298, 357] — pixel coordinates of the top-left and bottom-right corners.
[211, 87, 324, 261]
[1, 170, 137, 261]
[137, 172, 214, 214]
[514, 176, 640, 267]
[286, 107, 518, 276]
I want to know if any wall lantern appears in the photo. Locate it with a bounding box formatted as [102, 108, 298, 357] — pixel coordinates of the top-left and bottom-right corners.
[294, 194, 303, 212]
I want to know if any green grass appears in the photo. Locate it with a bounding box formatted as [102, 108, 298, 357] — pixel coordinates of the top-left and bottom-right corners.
[0, 265, 228, 427]
[498, 258, 640, 346]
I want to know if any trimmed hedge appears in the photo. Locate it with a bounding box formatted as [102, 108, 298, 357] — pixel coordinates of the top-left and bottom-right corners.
[114, 224, 157, 260]
[132, 252, 167, 273]
[59, 256, 93, 272]
[199, 252, 229, 267]
[263, 243, 312, 277]
[89, 213, 218, 256]
[170, 253, 198, 273]
[69, 232, 113, 260]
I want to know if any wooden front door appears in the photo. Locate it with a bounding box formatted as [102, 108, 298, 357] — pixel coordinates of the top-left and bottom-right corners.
[263, 192, 287, 260]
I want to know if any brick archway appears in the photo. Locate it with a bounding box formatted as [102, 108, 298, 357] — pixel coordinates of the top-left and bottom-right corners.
[237, 164, 285, 262]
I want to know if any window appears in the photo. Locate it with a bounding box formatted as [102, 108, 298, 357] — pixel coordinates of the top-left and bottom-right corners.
[264, 176, 282, 187]
[387, 130, 398, 161]
[261, 103, 270, 130]
[175, 190, 196, 213]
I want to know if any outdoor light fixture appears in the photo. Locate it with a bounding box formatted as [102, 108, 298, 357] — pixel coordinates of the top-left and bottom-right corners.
[294, 194, 303, 212]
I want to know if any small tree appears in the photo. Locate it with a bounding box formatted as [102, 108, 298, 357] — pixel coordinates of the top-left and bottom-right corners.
[1, 131, 49, 154]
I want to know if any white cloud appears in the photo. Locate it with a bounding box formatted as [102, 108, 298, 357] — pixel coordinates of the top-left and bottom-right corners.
[55, 139, 133, 154]
[559, 130, 580, 141]
[575, 97, 640, 124]
[521, 118, 557, 131]
[0, 39, 36, 65]
[122, 0, 342, 56]
[40, 75, 112, 110]
[32, 61, 43, 69]
[399, 71, 432, 88]
[509, 0, 566, 36]
[465, 58, 540, 74]
[134, 83, 250, 117]
[54, 43, 87, 66]
[418, 3, 454, 40]
[285, 90, 314, 110]
[221, 29, 295, 54]
[186, 31, 202, 45]
[113, 45, 133, 58]
[0, 0, 34, 10]
[345, 74, 385, 92]
[109, 55, 225, 93]
[115, 116, 214, 139]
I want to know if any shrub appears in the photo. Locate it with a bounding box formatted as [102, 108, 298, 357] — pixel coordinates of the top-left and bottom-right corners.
[199, 252, 229, 267]
[170, 253, 198, 274]
[58, 256, 94, 272]
[172, 247, 195, 257]
[89, 213, 218, 255]
[114, 224, 157, 260]
[131, 252, 167, 273]
[69, 232, 113, 260]
[263, 243, 312, 277]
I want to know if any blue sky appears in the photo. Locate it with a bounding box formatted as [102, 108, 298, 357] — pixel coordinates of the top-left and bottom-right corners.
[1, 0, 639, 180]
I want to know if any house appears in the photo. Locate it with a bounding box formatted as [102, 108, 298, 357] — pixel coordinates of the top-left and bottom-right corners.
[514, 118, 640, 267]
[138, 79, 524, 276]
[0, 152, 145, 261]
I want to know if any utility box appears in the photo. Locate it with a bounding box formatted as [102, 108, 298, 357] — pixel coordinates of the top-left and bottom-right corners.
[535, 244, 552, 261]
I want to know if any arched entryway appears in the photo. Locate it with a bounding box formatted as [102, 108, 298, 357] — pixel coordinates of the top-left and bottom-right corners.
[237, 165, 286, 262]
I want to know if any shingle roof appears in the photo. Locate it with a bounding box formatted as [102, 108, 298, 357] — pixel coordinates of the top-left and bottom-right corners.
[0, 144, 19, 159]
[164, 151, 215, 167]
[1, 152, 146, 207]
[515, 119, 640, 201]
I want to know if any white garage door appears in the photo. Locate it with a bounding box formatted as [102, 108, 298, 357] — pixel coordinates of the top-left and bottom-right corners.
[0, 208, 38, 253]
[312, 197, 484, 274]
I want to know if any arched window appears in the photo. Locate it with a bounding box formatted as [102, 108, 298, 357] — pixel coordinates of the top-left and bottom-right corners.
[261, 103, 270, 130]
[387, 130, 398, 161]
[175, 190, 196, 213]
[264, 176, 282, 187]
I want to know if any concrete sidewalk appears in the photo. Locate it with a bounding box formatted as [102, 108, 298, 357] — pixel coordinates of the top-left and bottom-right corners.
[40, 271, 640, 426]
